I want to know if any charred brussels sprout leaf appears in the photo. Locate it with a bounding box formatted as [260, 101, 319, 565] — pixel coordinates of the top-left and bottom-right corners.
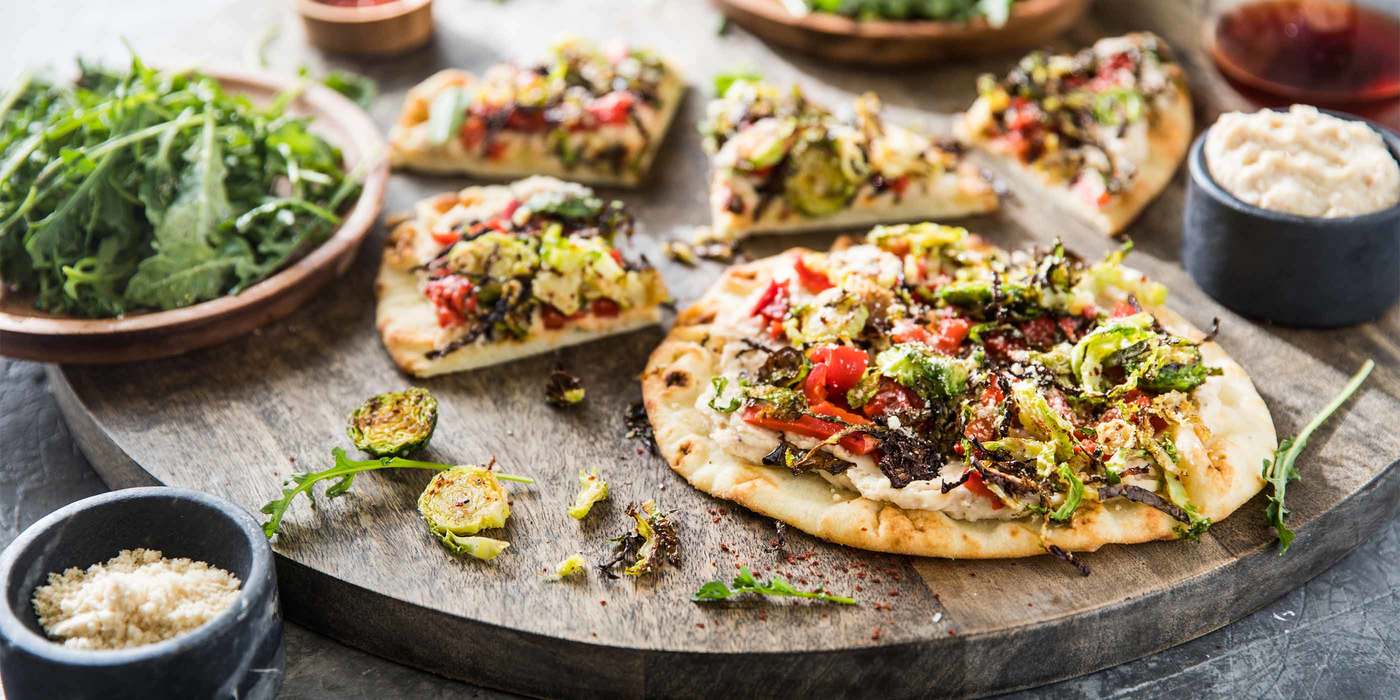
[522, 190, 605, 221]
[437, 534, 510, 561]
[692, 566, 856, 605]
[347, 388, 439, 458]
[875, 343, 970, 403]
[1050, 463, 1084, 523]
[1137, 359, 1215, 393]
[546, 553, 588, 581]
[783, 138, 856, 217]
[602, 501, 679, 578]
[546, 369, 587, 407]
[568, 468, 609, 520]
[758, 346, 810, 387]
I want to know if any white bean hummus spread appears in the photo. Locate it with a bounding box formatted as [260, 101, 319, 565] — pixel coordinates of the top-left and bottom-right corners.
[1205, 105, 1400, 218]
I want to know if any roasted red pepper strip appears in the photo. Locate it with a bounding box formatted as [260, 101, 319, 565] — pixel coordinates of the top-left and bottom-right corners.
[741, 406, 879, 456]
[793, 255, 832, 293]
[964, 470, 1004, 509]
[808, 345, 868, 396]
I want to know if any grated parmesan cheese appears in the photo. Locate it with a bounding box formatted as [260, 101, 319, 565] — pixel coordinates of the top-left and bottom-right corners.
[32, 548, 241, 650]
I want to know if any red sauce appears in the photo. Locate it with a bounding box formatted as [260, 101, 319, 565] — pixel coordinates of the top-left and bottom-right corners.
[1210, 0, 1400, 104]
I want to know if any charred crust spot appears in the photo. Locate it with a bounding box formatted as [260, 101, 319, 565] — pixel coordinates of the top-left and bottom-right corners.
[664, 370, 690, 388]
[731, 268, 758, 281]
[678, 441, 694, 457]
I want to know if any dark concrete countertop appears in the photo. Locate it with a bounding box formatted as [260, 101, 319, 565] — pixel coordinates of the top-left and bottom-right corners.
[2, 1, 1397, 697]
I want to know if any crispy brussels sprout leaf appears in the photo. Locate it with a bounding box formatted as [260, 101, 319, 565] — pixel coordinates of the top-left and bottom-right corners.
[436, 532, 511, 561]
[568, 469, 609, 520]
[692, 566, 856, 605]
[347, 387, 439, 458]
[546, 369, 587, 407]
[546, 553, 588, 581]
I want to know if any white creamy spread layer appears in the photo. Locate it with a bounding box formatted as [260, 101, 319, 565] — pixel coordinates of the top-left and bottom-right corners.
[1205, 104, 1400, 218]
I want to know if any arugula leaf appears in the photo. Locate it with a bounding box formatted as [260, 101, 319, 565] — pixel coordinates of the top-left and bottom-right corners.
[1263, 359, 1373, 554]
[125, 109, 237, 309]
[260, 446, 532, 538]
[692, 566, 856, 605]
[321, 70, 377, 109]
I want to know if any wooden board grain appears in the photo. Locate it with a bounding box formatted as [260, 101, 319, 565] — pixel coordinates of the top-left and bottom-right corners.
[42, 1, 1400, 697]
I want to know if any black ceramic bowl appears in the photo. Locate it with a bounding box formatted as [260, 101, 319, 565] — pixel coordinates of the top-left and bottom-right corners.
[0, 488, 283, 700]
[1183, 111, 1400, 327]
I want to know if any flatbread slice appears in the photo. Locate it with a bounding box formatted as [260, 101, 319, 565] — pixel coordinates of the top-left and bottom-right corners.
[376, 176, 668, 377]
[956, 33, 1193, 235]
[389, 38, 684, 187]
[642, 224, 1275, 558]
[701, 80, 997, 241]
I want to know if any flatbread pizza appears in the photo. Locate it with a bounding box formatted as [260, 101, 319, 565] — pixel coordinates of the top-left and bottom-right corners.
[701, 79, 998, 241]
[642, 224, 1275, 558]
[956, 33, 1193, 236]
[389, 38, 684, 187]
[376, 176, 668, 377]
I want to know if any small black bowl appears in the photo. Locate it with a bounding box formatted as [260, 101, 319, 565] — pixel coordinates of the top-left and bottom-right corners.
[0, 488, 283, 700]
[1183, 111, 1400, 327]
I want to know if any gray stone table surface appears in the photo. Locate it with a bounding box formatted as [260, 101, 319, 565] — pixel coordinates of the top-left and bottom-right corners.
[2, 1, 1398, 698]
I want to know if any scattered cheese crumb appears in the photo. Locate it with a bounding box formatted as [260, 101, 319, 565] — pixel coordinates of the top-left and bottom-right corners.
[32, 548, 241, 650]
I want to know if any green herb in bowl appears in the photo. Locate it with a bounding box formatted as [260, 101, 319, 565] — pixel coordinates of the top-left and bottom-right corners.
[0, 55, 361, 317]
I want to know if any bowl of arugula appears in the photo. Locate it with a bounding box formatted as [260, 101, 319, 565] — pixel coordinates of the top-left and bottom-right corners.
[0, 56, 387, 363]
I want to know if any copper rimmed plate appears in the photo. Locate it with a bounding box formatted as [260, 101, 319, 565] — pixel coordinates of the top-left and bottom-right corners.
[0, 67, 388, 364]
[713, 0, 1091, 65]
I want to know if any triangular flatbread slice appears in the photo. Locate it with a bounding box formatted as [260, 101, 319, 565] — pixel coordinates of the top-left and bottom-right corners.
[702, 80, 998, 241]
[376, 177, 668, 377]
[389, 38, 684, 187]
[957, 33, 1193, 236]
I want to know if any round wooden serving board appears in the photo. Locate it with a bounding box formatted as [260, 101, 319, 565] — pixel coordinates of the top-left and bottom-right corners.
[41, 1, 1400, 697]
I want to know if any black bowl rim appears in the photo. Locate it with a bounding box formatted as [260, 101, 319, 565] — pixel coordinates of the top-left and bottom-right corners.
[0, 487, 275, 666]
[1190, 107, 1400, 227]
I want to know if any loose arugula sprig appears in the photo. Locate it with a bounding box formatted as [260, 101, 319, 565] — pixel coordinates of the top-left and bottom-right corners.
[692, 566, 857, 605]
[260, 447, 533, 538]
[1263, 359, 1373, 554]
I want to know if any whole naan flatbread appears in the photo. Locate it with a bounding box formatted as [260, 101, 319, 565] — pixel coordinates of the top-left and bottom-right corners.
[642, 249, 1275, 557]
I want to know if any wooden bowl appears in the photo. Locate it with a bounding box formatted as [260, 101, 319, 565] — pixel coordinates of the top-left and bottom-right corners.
[0, 68, 388, 365]
[297, 0, 434, 56]
[713, 0, 1091, 65]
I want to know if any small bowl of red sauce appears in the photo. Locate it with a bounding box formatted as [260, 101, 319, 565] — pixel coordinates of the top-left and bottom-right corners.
[297, 0, 434, 56]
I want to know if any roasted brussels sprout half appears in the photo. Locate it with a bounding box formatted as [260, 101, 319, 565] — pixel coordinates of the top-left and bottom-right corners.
[545, 369, 586, 407]
[783, 138, 856, 217]
[568, 469, 609, 520]
[419, 465, 513, 536]
[347, 388, 438, 458]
